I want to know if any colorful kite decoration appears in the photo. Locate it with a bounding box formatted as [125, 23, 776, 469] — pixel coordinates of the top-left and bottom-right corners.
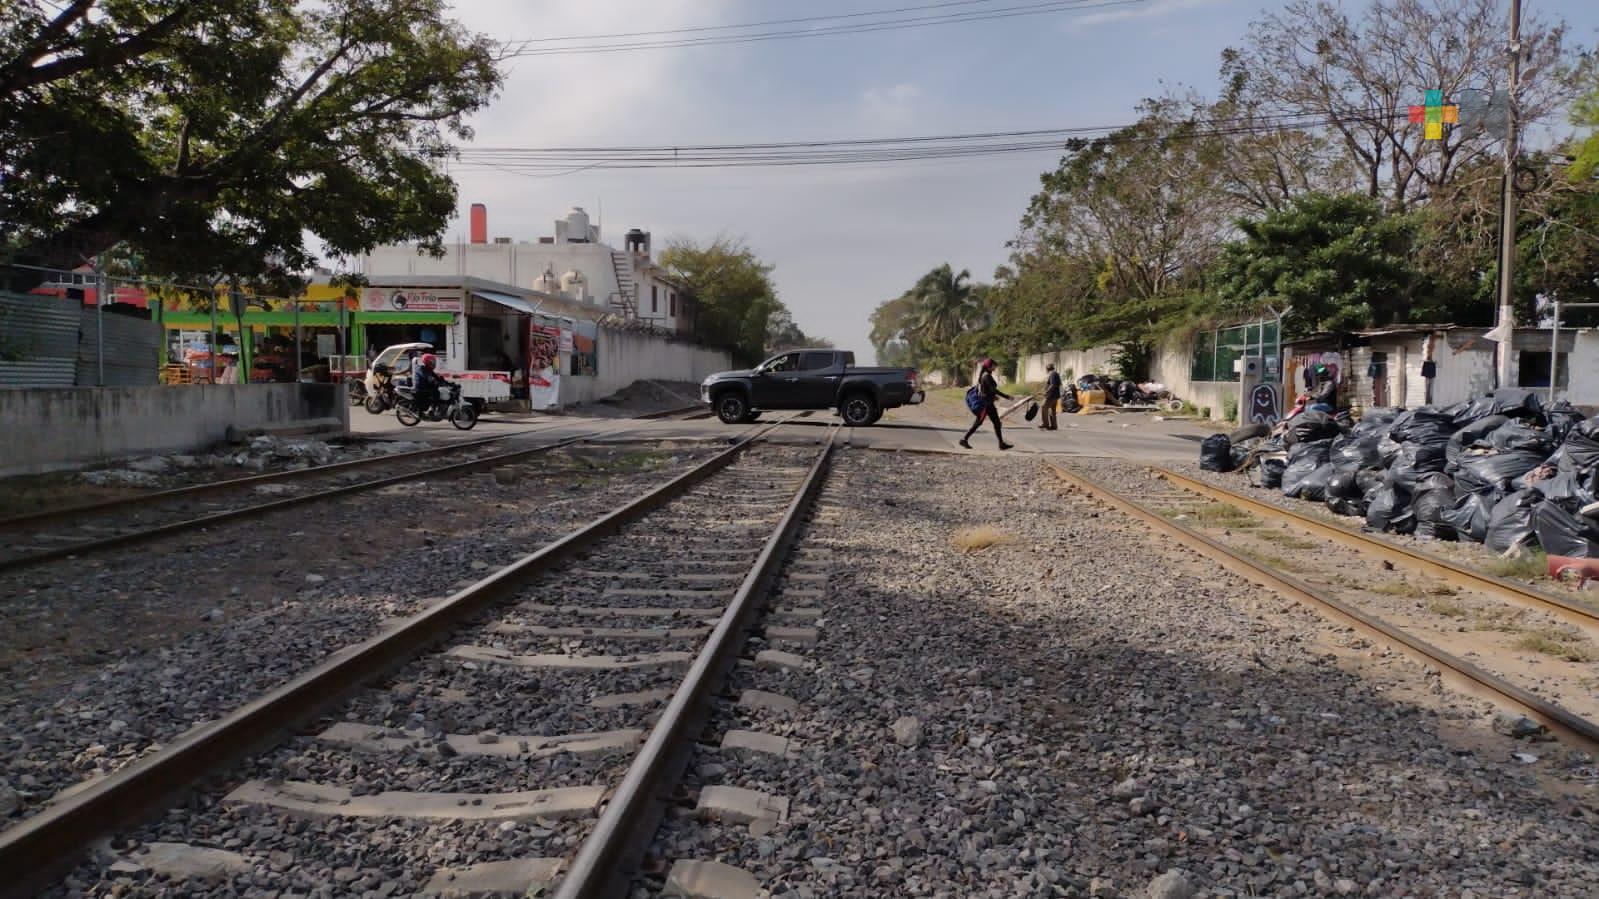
[1408, 90, 1459, 140]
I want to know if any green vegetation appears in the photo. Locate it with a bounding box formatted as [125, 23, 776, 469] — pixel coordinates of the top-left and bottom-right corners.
[659, 238, 826, 366]
[2, 0, 502, 292]
[868, 0, 1599, 375]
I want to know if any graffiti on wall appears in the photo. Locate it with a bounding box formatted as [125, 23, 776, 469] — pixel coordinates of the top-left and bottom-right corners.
[1249, 383, 1281, 424]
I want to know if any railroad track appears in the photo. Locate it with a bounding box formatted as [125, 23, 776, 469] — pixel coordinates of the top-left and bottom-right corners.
[1049, 461, 1599, 752]
[5, 419, 837, 898]
[0, 426, 599, 574]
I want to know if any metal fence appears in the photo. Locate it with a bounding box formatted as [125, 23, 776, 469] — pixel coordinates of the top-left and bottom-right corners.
[1190, 319, 1281, 383]
[0, 283, 161, 387]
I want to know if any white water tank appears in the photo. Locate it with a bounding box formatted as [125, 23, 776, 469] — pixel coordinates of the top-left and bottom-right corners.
[564, 207, 590, 243]
[560, 269, 587, 302]
[534, 266, 560, 293]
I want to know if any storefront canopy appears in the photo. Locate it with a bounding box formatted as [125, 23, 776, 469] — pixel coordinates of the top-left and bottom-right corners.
[473, 290, 542, 316]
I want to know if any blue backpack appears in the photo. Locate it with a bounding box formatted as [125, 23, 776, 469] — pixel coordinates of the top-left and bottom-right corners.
[964, 386, 983, 413]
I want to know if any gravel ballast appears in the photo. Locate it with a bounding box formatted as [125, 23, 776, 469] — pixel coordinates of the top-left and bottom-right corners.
[648, 449, 1599, 897]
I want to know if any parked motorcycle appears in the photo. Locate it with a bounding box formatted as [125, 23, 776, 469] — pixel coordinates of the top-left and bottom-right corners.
[364, 363, 397, 415]
[395, 381, 478, 430]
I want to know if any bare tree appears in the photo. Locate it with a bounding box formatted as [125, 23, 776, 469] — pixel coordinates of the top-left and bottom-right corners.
[1235, 0, 1570, 210]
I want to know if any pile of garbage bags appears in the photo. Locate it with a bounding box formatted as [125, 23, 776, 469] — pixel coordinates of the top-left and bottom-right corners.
[1206, 389, 1599, 559]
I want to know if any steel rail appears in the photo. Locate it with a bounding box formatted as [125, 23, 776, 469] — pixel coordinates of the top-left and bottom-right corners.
[0, 423, 563, 531]
[1155, 467, 1599, 636]
[0, 416, 800, 897]
[0, 430, 606, 575]
[555, 425, 839, 899]
[1049, 462, 1599, 753]
[633, 402, 709, 420]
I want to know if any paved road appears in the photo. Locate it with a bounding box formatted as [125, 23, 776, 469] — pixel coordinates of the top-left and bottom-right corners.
[347, 401, 1217, 463]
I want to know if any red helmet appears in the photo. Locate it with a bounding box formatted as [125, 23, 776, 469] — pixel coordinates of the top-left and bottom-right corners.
[420, 354, 437, 368]
[980, 358, 996, 371]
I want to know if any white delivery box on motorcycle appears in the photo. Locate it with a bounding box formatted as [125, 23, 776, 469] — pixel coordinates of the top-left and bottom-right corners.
[365, 342, 510, 408]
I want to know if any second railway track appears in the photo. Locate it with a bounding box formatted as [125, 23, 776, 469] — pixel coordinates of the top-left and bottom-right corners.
[1051, 459, 1599, 751]
[6, 420, 837, 897]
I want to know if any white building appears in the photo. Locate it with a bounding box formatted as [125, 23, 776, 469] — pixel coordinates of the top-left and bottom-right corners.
[360, 205, 693, 335]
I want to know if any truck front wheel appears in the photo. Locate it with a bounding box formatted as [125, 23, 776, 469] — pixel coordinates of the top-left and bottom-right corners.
[840, 393, 879, 427]
[715, 392, 750, 424]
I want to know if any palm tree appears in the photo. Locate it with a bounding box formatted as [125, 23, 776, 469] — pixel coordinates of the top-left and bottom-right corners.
[907, 264, 983, 382]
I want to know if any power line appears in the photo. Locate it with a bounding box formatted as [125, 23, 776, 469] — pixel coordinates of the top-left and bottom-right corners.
[448, 107, 1401, 176]
[500, 0, 1008, 47]
[496, 0, 1147, 57]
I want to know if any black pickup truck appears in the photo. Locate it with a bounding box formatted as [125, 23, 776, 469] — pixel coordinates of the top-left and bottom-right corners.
[700, 348, 923, 426]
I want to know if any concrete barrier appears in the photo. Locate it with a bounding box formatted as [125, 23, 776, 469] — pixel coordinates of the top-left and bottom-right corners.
[0, 384, 348, 476]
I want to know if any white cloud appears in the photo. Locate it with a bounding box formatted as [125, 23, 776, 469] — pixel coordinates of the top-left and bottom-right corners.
[1066, 0, 1234, 32]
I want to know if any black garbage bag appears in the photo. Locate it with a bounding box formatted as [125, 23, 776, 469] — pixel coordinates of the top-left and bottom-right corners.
[1531, 500, 1599, 559]
[1285, 410, 1342, 446]
[1452, 389, 1544, 426]
[1326, 468, 1363, 499]
[1229, 445, 1251, 470]
[1531, 466, 1597, 505]
[1441, 489, 1499, 544]
[1453, 449, 1548, 493]
[1199, 433, 1234, 472]
[1563, 419, 1599, 473]
[1365, 484, 1415, 534]
[1446, 414, 1510, 468]
[1385, 441, 1448, 492]
[1412, 472, 1458, 540]
[1282, 439, 1333, 499]
[1328, 494, 1368, 517]
[1485, 489, 1542, 555]
[1354, 407, 1402, 431]
[1258, 457, 1287, 489]
[1331, 434, 1382, 470]
[1391, 407, 1457, 445]
[1546, 400, 1586, 445]
[1487, 422, 1553, 455]
[1355, 467, 1386, 495]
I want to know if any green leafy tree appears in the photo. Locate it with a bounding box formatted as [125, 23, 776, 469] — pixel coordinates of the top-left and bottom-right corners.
[660, 237, 815, 365]
[1213, 193, 1421, 335]
[868, 292, 919, 368]
[1, 0, 501, 287]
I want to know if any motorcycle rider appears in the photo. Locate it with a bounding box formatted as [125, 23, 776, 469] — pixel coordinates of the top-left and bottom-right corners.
[413, 353, 445, 415]
[1309, 363, 1337, 413]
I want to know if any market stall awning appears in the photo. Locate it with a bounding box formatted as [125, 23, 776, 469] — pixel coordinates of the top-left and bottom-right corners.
[473, 290, 541, 316]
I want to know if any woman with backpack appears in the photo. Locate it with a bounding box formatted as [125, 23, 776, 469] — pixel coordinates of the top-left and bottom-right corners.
[960, 358, 1014, 450]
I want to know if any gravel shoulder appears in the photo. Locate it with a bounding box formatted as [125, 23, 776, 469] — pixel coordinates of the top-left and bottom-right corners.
[0, 443, 709, 822]
[652, 450, 1599, 897]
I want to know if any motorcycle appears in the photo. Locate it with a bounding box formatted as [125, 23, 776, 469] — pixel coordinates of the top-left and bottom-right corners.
[364, 363, 397, 415]
[395, 381, 478, 430]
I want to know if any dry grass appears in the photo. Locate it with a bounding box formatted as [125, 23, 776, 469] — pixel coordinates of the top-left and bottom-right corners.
[1487, 550, 1549, 581]
[1369, 580, 1427, 599]
[1513, 629, 1595, 663]
[1472, 605, 1528, 633]
[1256, 530, 1318, 550]
[1426, 599, 1469, 618]
[1188, 503, 1258, 529]
[951, 525, 1018, 552]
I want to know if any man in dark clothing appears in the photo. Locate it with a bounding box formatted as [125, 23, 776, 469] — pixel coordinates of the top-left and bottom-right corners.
[1309, 363, 1337, 413]
[1040, 363, 1062, 430]
[960, 358, 1014, 450]
[413, 353, 445, 414]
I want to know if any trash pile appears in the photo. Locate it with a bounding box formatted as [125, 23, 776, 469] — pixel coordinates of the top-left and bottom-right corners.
[1202, 389, 1599, 560]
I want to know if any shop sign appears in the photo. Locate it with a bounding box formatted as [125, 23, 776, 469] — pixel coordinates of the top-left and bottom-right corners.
[363, 288, 462, 312]
[558, 328, 574, 353]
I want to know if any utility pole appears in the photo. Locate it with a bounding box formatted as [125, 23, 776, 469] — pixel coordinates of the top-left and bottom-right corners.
[1493, 0, 1522, 389]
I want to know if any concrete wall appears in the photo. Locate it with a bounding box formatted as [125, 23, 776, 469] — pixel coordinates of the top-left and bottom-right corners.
[1017, 346, 1122, 383]
[0, 384, 348, 476]
[558, 328, 733, 406]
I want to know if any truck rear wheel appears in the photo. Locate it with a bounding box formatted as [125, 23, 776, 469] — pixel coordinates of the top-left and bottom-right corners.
[715, 392, 749, 424]
[840, 393, 878, 427]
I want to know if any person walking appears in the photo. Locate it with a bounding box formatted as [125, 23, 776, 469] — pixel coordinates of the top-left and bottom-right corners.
[1040, 363, 1062, 431]
[960, 358, 1014, 450]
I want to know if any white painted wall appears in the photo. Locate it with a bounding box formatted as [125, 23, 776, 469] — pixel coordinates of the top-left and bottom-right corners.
[0, 384, 348, 476]
[557, 328, 733, 406]
[1017, 347, 1121, 383]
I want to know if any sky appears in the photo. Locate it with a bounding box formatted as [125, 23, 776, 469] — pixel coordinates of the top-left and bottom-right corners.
[436, 0, 1599, 363]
